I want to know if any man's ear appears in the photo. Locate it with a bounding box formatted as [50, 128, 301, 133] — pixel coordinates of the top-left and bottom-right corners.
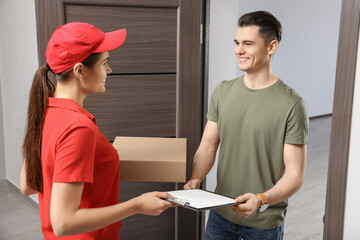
[73, 63, 84, 80]
[268, 40, 278, 56]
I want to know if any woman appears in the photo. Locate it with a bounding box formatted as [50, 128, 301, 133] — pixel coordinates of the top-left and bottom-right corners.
[20, 22, 173, 239]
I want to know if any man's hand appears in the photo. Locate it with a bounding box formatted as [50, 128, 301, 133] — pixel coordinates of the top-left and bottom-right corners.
[230, 193, 261, 218]
[183, 178, 201, 189]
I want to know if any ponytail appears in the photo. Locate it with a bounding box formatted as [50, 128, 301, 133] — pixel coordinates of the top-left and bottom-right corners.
[22, 53, 99, 193]
[22, 63, 55, 193]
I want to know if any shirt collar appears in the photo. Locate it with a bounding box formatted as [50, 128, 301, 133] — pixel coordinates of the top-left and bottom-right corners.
[48, 97, 96, 124]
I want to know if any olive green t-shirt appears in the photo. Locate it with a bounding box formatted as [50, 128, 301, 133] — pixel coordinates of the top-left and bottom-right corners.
[207, 76, 309, 230]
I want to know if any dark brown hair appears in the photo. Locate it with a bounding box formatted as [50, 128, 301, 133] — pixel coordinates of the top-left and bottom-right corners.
[238, 11, 282, 45]
[22, 53, 100, 193]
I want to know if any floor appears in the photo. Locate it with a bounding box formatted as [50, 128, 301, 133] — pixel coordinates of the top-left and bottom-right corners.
[0, 180, 43, 239]
[0, 116, 331, 240]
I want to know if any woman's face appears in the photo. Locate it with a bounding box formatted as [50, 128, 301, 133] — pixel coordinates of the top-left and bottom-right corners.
[81, 51, 112, 94]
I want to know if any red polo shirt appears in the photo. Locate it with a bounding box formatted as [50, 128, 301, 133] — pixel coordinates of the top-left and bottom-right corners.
[39, 98, 121, 240]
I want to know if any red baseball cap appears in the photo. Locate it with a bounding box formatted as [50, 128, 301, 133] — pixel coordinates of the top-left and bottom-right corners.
[46, 22, 126, 74]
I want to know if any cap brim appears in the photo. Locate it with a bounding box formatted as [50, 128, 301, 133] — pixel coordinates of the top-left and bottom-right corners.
[93, 28, 126, 53]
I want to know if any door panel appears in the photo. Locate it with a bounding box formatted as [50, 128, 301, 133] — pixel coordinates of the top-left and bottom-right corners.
[85, 74, 176, 141]
[118, 182, 175, 239]
[65, 4, 177, 74]
[35, 0, 204, 239]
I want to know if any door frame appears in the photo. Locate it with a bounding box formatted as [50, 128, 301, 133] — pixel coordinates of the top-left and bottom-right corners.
[323, 0, 360, 239]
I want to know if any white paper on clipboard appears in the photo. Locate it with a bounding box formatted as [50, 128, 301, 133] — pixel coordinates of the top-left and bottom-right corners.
[166, 189, 237, 211]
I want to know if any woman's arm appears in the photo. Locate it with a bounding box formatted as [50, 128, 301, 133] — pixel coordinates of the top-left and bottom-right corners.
[50, 182, 173, 237]
[20, 160, 37, 196]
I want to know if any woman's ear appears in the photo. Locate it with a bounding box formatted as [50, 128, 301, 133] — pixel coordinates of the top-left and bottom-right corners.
[72, 63, 84, 80]
[268, 40, 278, 56]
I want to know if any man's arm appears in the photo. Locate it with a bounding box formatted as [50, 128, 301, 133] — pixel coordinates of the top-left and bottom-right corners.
[264, 143, 307, 204]
[183, 120, 220, 189]
[231, 143, 307, 218]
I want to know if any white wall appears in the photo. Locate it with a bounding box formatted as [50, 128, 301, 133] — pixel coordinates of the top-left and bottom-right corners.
[236, 0, 341, 117]
[0, 0, 38, 191]
[343, 27, 360, 240]
[0, 1, 5, 178]
[206, 0, 341, 192]
[0, 2, 5, 179]
[207, 0, 241, 97]
[205, 0, 241, 194]
[0, 75, 5, 179]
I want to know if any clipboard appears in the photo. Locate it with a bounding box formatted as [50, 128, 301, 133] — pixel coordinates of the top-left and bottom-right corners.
[166, 189, 237, 212]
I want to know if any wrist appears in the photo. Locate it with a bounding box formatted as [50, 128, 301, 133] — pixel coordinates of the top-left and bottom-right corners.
[129, 197, 142, 215]
[256, 193, 269, 212]
[256, 195, 262, 209]
[189, 177, 201, 186]
[189, 176, 201, 182]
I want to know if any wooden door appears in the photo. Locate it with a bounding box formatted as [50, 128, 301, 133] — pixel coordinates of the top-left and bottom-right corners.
[35, 0, 205, 239]
[323, 0, 360, 239]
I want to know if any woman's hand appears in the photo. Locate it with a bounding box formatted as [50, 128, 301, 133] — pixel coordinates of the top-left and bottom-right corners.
[133, 192, 175, 216]
[230, 193, 261, 218]
[20, 160, 37, 196]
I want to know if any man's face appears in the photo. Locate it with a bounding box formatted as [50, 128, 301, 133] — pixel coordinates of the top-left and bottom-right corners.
[234, 26, 272, 74]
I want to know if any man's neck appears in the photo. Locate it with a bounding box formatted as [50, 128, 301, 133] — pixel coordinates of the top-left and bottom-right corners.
[244, 68, 278, 90]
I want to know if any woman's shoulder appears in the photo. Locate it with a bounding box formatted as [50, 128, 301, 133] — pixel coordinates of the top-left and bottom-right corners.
[45, 106, 98, 139]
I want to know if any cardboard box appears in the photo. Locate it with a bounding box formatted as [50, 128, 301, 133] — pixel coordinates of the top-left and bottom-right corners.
[113, 136, 186, 182]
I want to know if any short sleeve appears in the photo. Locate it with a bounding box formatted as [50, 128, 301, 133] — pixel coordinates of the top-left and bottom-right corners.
[285, 99, 309, 145]
[206, 85, 220, 122]
[53, 126, 97, 183]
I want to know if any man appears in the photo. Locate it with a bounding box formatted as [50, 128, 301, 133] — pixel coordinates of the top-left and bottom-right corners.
[184, 11, 308, 240]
